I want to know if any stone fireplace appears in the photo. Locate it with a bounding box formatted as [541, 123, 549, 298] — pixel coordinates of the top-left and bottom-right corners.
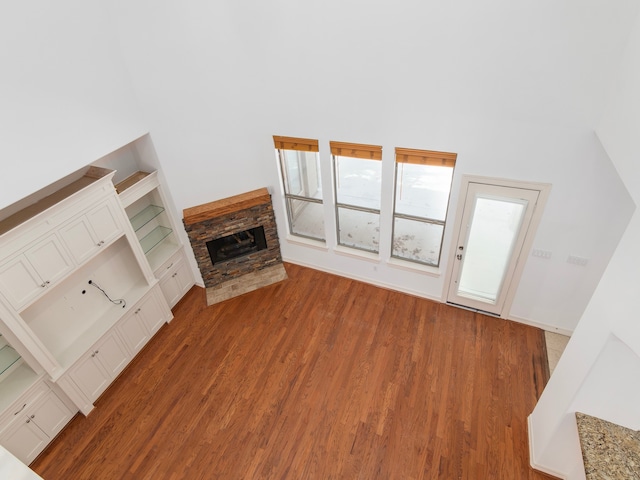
[183, 188, 287, 305]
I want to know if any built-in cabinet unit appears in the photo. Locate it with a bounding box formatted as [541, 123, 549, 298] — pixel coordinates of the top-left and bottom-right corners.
[0, 165, 177, 464]
[116, 171, 195, 308]
[0, 381, 75, 465]
[158, 250, 194, 308]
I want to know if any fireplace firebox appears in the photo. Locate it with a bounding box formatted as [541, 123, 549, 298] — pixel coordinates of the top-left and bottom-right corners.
[206, 226, 267, 265]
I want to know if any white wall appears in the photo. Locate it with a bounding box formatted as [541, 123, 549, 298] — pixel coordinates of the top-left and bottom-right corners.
[108, 0, 638, 332]
[0, 0, 147, 211]
[529, 9, 640, 478]
[0, 0, 637, 333]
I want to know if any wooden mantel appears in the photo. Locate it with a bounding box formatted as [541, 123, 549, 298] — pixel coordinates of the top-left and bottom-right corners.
[182, 188, 271, 226]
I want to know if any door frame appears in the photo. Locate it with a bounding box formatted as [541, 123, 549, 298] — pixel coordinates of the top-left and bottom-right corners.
[442, 175, 551, 318]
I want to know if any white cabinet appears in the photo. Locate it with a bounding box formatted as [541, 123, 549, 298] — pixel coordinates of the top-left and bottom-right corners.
[134, 288, 167, 336]
[159, 252, 193, 308]
[116, 171, 194, 308]
[66, 331, 129, 403]
[59, 198, 122, 264]
[118, 311, 150, 356]
[0, 384, 75, 465]
[0, 415, 49, 464]
[118, 288, 170, 356]
[0, 164, 173, 420]
[0, 234, 74, 310]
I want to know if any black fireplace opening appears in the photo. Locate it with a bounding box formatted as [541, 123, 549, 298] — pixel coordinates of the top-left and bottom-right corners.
[206, 226, 267, 265]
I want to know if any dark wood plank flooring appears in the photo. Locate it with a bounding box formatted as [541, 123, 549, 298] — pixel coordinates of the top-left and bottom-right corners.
[31, 263, 557, 479]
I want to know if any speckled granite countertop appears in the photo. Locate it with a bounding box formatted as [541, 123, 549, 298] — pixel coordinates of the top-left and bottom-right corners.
[576, 412, 640, 479]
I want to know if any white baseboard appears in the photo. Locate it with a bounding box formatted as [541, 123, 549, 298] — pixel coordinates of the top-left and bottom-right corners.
[527, 415, 568, 479]
[282, 257, 442, 304]
[508, 314, 573, 337]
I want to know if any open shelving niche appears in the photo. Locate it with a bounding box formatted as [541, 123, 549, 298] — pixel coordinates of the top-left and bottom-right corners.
[0, 334, 40, 414]
[116, 171, 182, 274]
[20, 236, 150, 371]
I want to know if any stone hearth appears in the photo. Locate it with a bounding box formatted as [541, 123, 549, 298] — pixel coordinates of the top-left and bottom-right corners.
[183, 188, 287, 305]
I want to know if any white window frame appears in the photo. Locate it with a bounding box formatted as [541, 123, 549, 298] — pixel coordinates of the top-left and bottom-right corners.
[391, 148, 457, 267]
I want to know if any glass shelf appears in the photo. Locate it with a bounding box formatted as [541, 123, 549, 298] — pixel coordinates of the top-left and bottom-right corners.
[130, 204, 165, 232]
[140, 226, 173, 254]
[0, 345, 21, 377]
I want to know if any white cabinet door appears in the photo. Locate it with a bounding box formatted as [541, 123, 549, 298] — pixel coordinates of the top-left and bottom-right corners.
[68, 354, 110, 403]
[28, 390, 74, 438]
[94, 331, 129, 379]
[0, 234, 74, 310]
[138, 291, 166, 335]
[118, 309, 150, 355]
[0, 416, 49, 465]
[159, 257, 193, 308]
[60, 200, 123, 265]
[87, 200, 121, 246]
[25, 235, 74, 285]
[118, 290, 168, 355]
[69, 332, 129, 402]
[59, 217, 100, 265]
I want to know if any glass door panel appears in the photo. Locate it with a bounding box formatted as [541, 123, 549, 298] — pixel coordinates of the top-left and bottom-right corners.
[447, 182, 540, 315]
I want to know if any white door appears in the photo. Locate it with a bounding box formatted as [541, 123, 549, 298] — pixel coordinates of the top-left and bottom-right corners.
[446, 178, 548, 316]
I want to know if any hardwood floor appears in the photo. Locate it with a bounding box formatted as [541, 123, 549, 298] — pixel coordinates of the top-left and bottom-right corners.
[31, 263, 557, 479]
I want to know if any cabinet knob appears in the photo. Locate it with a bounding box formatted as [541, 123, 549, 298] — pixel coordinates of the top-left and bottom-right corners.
[30, 414, 35, 419]
[26, 419, 30, 424]
[40, 283, 47, 288]
[135, 308, 141, 314]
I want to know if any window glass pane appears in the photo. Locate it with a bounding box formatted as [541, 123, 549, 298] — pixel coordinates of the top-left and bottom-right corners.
[395, 163, 453, 221]
[282, 150, 322, 200]
[337, 207, 379, 252]
[392, 217, 444, 266]
[287, 198, 325, 241]
[335, 156, 381, 210]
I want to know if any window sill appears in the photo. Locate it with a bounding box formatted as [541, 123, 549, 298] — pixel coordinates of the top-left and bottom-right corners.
[333, 245, 380, 263]
[387, 257, 441, 277]
[285, 234, 328, 251]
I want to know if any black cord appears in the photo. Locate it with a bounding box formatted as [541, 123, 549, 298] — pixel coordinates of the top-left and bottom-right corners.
[88, 280, 126, 309]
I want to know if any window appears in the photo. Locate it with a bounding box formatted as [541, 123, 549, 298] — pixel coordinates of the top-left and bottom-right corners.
[392, 148, 456, 266]
[331, 141, 382, 253]
[274, 136, 325, 241]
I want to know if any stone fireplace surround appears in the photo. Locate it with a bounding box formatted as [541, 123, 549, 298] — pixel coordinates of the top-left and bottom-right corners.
[183, 188, 287, 305]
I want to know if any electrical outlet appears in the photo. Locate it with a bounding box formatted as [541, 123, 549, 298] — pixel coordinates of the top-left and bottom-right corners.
[532, 249, 552, 259]
[567, 255, 588, 266]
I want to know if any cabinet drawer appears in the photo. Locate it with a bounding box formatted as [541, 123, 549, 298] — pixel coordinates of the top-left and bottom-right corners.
[0, 381, 49, 435]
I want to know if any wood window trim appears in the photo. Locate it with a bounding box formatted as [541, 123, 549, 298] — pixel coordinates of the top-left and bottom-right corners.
[395, 147, 457, 167]
[273, 136, 319, 152]
[330, 141, 382, 161]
